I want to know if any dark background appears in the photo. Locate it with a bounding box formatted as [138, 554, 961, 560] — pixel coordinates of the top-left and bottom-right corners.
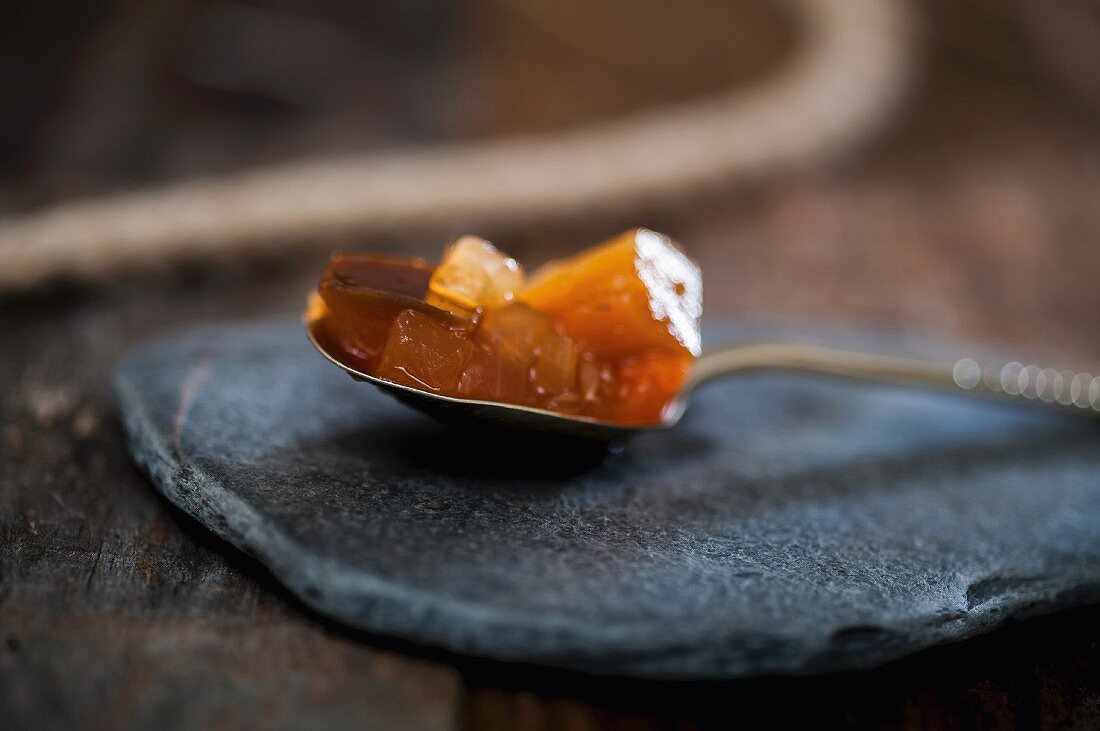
[2, 0, 1099, 728]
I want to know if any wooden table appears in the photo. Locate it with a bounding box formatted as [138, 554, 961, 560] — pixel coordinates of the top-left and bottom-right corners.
[3, 2, 1100, 728]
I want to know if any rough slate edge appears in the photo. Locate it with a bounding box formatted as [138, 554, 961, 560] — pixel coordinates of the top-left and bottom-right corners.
[113, 321, 1100, 680]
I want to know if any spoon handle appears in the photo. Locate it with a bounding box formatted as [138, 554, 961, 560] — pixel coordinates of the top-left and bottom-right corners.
[691, 343, 1100, 417]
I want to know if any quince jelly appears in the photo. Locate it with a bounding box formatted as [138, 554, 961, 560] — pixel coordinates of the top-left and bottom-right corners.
[305, 229, 702, 425]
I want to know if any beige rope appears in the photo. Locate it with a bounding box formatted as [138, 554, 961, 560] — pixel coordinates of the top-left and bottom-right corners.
[0, 0, 917, 290]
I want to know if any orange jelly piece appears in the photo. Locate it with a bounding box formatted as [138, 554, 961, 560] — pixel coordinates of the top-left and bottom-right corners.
[306, 229, 702, 425]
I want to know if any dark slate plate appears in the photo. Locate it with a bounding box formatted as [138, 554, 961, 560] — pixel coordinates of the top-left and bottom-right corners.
[114, 322, 1100, 679]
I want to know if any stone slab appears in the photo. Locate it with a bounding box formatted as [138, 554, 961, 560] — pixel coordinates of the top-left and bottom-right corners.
[114, 323, 1100, 678]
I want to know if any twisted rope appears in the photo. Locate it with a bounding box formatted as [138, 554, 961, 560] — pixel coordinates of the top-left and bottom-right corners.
[0, 0, 917, 290]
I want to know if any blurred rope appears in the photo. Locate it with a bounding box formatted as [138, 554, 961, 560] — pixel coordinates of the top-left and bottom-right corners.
[0, 0, 918, 291]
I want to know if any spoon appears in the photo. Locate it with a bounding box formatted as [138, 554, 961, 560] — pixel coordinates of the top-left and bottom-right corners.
[307, 324, 1100, 441]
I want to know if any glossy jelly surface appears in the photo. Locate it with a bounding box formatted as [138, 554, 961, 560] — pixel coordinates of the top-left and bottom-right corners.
[306, 229, 702, 425]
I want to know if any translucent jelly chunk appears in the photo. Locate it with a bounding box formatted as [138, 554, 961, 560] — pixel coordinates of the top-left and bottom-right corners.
[376, 309, 474, 392]
[532, 333, 579, 401]
[457, 304, 552, 402]
[612, 352, 693, 424]
[308, 254, 436, 370]
[426, 236, 525, 316]
[519, 228, 702, 359]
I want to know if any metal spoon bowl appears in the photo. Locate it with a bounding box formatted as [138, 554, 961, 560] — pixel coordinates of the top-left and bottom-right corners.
[307, 324, 1100, 442]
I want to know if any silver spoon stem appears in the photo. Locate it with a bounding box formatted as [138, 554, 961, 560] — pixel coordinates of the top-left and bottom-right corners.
[690, 343, 1100, 418]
